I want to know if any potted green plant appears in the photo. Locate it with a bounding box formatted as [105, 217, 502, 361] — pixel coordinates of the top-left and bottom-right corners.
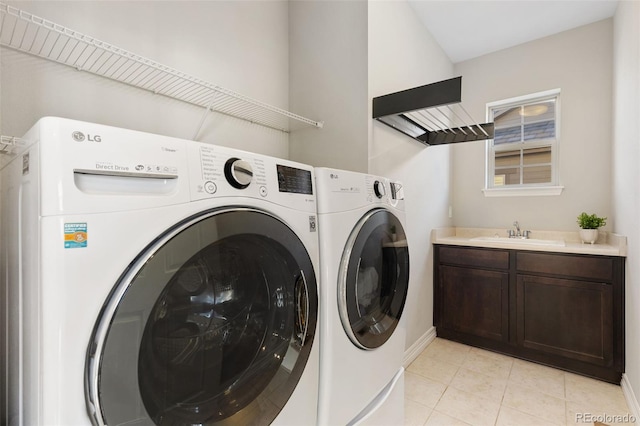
[576, 212, 607, 244]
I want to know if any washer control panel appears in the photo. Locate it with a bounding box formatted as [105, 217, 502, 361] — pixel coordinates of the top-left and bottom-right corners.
[188, 143, 315, 211]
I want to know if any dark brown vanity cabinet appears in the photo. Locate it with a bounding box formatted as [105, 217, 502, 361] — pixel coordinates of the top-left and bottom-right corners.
[436, 246, 510, 343]
[434, 245, 625, 383]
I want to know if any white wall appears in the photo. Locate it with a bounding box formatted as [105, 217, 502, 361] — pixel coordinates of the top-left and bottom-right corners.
[1, 1, 291, 158]
[369, 0, 454, 350]
[288, 0, 368, 172]
[452, 19, 613, 232]
[290, 0, 455, 350]
[612, 0, 640, 411]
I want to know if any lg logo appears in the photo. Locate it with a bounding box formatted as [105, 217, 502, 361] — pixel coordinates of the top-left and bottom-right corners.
[330, 173, 339, 179]
[72, 131, 102, 142]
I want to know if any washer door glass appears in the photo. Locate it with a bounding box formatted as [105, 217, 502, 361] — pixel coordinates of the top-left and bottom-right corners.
[86, 209, 317, 426]
[339, 209, 409, 350]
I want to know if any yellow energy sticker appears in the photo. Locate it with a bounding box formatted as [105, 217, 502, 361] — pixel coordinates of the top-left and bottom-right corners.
[64, 223, 87, 249]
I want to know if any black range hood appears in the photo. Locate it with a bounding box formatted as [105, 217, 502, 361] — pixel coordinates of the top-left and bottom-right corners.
[372, 76, 494, 146]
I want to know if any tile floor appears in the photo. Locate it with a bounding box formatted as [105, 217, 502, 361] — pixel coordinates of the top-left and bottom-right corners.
[405, 338, 635, 426]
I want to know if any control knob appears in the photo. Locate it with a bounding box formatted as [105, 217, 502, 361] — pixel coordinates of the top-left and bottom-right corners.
[373, 180, 386, 199]
[224, 158, 253, 189]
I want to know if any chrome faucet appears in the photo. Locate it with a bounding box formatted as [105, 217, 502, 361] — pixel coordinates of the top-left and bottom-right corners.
[508, 221, 531, 239]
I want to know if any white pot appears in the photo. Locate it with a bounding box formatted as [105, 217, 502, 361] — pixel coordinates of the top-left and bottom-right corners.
[579, 228, 599, 244]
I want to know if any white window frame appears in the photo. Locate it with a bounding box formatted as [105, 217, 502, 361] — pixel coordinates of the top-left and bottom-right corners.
[483, 89, 564, 197]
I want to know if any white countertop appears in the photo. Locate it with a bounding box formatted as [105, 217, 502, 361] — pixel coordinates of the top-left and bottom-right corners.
[431, 227, 627, 257]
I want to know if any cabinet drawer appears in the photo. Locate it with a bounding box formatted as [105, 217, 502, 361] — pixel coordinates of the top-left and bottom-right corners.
[517, 252, 613, 281]
[438, 246, 509, 270]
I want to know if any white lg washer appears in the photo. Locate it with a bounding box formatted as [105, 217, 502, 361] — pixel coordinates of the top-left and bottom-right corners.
[315, 168, 410, 425]
[0, 117, 320, 426]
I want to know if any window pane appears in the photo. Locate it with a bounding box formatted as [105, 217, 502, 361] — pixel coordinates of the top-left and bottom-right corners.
[523, 146, 551, 165]
[493, 106, 521, 128]
[495, 167, 520, 185]
[523, 165, 552, 184]
[523, 121, 555, 141]
[495, 149, 520, 167]
[494, 126, 521, 145]
[522, 100, 555, 123]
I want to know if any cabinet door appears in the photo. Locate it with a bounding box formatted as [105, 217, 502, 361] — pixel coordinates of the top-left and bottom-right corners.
[516, 274, 613, 367]
[439, 265, 509, 342]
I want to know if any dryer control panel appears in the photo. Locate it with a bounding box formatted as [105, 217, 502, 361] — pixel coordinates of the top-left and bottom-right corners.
[315, 167, 405, 214]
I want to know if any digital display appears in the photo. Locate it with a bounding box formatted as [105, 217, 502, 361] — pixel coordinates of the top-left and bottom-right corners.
[277, 165, 313, 195]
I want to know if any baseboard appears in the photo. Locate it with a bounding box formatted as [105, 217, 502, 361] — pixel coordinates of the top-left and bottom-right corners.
[403, 326, 436, 368]
[621, 374, 640, 425]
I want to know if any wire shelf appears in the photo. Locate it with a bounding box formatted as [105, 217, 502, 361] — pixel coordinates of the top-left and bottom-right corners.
[0, 2, 323, 133]
[0, 135, 22, 155]
[0, 135, 27, 169]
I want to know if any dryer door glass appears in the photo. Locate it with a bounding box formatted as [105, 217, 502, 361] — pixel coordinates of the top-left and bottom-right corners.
[86, 209, 317, 426]
[339, 209, 409, 350]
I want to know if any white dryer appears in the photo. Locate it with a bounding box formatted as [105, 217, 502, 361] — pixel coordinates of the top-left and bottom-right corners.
[315, 168, 409, 425]
[0, 117, 320, 426]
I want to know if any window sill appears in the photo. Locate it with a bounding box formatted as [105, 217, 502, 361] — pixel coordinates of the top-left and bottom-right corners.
[482, 186, 564, 197]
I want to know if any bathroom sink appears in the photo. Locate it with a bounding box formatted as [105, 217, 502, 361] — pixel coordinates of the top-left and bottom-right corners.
[470, 236, 566, 247]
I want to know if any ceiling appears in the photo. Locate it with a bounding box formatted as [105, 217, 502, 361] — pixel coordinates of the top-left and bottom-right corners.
[407, 0, 619, 63]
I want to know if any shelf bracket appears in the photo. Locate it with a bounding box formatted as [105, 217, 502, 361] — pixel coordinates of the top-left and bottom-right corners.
[192, 93, 218, 141]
